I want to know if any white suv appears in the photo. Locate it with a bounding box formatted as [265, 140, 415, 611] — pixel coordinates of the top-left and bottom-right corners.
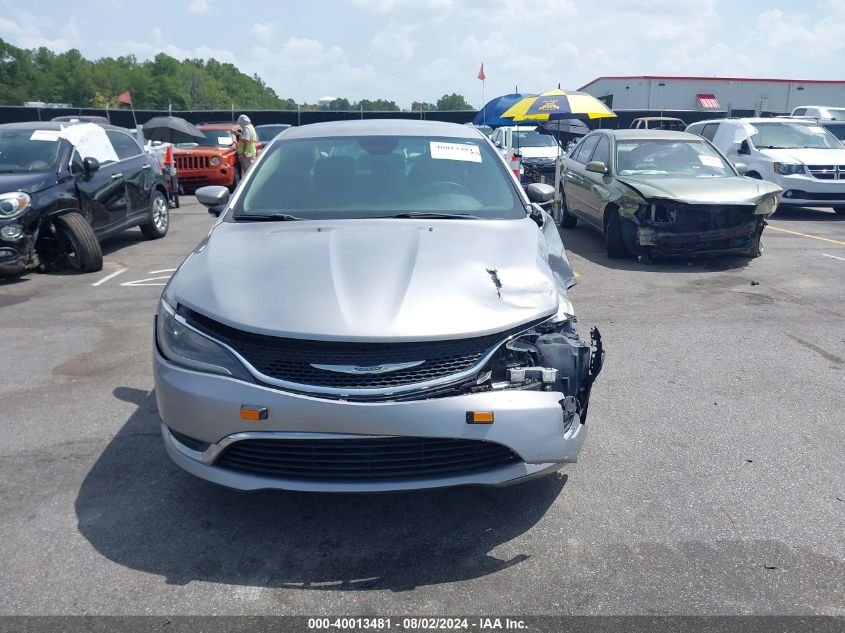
[687, 118, 845, 214]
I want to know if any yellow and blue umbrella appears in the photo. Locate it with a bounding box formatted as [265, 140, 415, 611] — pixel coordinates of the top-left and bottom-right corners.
[501, 89, 615, 121]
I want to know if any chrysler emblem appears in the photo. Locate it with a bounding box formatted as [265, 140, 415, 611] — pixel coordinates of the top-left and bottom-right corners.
[310, 360, 424, 375]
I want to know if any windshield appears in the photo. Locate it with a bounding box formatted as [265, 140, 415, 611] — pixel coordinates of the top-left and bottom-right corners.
[0, 129, 63, 173]
[237, 135, 523, 220]
[616, 140, 734, 177]
[177, 129, 233, 148]
[511, 131, 556, 147]
[821, 124, 845, 142]
[255, 125, 289, 142]
[647, 119, 686, 131]
[749, 122, 841, 149]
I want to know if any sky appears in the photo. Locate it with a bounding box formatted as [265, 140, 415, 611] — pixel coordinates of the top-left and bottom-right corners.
[1, 0, 843, 108]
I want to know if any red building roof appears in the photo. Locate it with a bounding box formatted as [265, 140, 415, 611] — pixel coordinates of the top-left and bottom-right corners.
[578, 75, 845, 91]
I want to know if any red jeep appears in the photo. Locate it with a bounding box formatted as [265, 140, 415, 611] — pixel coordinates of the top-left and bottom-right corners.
[173, 124, 262, 193]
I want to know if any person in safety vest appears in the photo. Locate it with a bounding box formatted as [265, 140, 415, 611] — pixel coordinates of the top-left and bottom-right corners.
[236, 114, 258, 176]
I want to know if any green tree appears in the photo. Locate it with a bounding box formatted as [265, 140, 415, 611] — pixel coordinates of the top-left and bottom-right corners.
[357, 98, 400, 112]
[435, 93, 474, 110]
[411, 101, 436, 112]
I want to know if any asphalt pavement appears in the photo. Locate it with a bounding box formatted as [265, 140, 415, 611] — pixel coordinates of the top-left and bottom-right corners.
[0, 200, 843, 615]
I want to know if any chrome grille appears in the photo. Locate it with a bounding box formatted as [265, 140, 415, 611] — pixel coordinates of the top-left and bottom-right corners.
[179, 307, 536, 391]
[807, 165, 845, 180]
[215, 436, 520, 481]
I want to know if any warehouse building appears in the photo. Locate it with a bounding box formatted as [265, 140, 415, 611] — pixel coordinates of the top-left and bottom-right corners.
[579, 75, 845, 116]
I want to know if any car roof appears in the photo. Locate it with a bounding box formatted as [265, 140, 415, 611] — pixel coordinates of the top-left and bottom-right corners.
[633, 117, 685, 121]
[606, 129, 703, 141]
[0, 121, 132, 133]
[281, 119, 485, 140]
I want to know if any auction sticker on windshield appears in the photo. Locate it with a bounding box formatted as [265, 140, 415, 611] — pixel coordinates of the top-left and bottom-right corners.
[217, 136, 231, 145]
[30, 130, 60, 142]
[430, 141, 482, 162]
[699, 155, 722, 167]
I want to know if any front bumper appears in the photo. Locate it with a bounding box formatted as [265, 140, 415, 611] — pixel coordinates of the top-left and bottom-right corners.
[636, 219, 763, 256]
[775, 175, 845, 206]
[153, 346, 587, 492]
[0, 232, 35, 276]
[177, 169, 235, 192]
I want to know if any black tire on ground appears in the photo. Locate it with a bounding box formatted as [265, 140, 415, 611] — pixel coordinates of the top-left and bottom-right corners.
[53, 212, 102, 273]
[559, 193, 577, 228]
[746, 172, 763, 180]
[140, 191, 170, 240]
[605, 209, 629, 259]
[833, 206, 845, 215]
[172, 193, 180, 209]
[745, 224, 764, 258]
[229, 168, 241, 193]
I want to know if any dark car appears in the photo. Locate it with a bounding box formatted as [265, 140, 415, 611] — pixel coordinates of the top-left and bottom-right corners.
[254, 123, 292, 143]
[0, 122, 171, 277]
[51, 115, 111, 124]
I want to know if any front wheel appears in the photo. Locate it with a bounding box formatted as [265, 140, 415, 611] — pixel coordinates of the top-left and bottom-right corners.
[54, 212, 103, 272]
[140, 191, 170, 239]
[559, 192, 577, 228]
[605, 209, 629, 259]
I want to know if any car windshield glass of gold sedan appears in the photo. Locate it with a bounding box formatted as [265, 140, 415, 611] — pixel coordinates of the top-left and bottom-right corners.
[616, 140, 733, 177]
[239, 135, 523, 219]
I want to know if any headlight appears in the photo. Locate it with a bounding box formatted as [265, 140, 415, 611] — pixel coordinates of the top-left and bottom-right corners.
[755, 195, 779, 215]
[773, 162, 804, 175]
[209, 156, 221, 166]
[156, 299, 253, 380]
[0, 224, 23, 240]
[0, 192, 30, 219]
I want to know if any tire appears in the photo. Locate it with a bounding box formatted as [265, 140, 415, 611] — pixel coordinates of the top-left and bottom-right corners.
[172, 193, 180, 209]
[140, 191, 170, 240]
[53, 212, 102, 273]
[745, 224, 764, 258]
[605, 209, 629, 259]
[228, 168, 241, 193]
[833, 206, 845, 215]
[746, 172, 763, 180]
[559, 192, 577, 228]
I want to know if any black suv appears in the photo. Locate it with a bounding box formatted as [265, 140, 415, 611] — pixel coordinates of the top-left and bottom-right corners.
[0, 121, 170, 277]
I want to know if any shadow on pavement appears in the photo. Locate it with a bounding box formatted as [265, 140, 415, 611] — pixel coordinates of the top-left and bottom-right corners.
[74, 387, 565, 591]
[771, 206, 845, 222]
[559, 224, 752, 273]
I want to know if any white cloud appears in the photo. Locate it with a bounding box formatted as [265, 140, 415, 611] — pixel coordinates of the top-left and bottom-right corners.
[250, 21, 277, 42]
[188, 0, 209, 14]
[370, 24, 417, 61]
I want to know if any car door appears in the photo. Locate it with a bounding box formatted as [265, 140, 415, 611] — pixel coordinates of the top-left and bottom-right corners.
[563, 133, 600, 222]
[106, 129, 151, 219]
[579, 134, 612, 229]
[71, 147, 129, 233]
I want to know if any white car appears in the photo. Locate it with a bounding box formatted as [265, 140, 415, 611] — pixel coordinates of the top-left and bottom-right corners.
[790, 105, 845, 121]
[686, 118, 845, 214]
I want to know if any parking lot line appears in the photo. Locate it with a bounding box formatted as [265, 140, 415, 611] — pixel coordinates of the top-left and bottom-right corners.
[148, 268, 178, 274]
[821, 253, 845, 262]
[767, 225, 845, 246]
[91, 268, 127, 286]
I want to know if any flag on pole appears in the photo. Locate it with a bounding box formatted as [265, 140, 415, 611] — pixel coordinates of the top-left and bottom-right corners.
[117, 91, 132, 105]
[477, 63, 486, 81]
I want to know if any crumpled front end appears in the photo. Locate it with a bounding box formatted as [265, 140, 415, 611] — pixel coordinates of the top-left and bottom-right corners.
[154, 305, 605, 492]
[613, 186, 777, 258]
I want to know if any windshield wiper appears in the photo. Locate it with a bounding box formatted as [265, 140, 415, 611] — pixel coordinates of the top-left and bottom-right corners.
[234, 213, 306, 221]
[380, 212, 481, 220]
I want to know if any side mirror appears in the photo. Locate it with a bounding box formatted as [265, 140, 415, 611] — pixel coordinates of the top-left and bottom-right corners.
[524, 182, 555, 205]
[738, 140, 750, 155]
[195, 185, 230, 210]
[82, 157, 100, 175]
[734, 162, 749, 175]
[586, 160, 608, 174]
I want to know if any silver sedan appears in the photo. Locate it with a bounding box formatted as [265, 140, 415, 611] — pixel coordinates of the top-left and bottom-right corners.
[153, 119, 604, 492]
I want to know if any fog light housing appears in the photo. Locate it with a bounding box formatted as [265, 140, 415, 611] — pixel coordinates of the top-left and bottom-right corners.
[0, 224, 23, 240]
[0, 247, 17, 259]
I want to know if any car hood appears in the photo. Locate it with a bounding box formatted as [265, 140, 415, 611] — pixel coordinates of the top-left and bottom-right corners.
[167, 218, 562, 342]
[0, 171, 59, 194]
[615, 175, 781, 203]
[758, 147, 845, 164]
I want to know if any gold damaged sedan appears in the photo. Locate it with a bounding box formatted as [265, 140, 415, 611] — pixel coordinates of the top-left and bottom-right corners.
[560, 130, 782, 258]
